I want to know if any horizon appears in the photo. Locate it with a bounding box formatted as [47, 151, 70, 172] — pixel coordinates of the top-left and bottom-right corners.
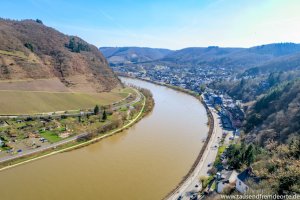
[98, 42, 300, 50]
[1, 0, 300, 50]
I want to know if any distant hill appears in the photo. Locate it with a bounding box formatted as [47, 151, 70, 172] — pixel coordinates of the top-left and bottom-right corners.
[244, 52, 300, 76]
[99, 47, 173, 65]
[248, 43, 300, 56]
[101, 43, 300, 70]
[161, 43, 300, 69]
[0, 19, 121, 92]
[161, 46, 244, 67]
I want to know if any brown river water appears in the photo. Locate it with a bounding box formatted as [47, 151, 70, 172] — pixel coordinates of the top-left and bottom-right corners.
[0, 77, 208, 200]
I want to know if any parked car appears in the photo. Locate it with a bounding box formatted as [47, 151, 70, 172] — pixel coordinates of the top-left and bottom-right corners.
[190, 194, 198, 200]
[6, 149, 13, 153]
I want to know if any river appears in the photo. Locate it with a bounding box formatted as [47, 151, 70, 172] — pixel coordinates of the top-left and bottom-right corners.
[0, 77, 208, 200]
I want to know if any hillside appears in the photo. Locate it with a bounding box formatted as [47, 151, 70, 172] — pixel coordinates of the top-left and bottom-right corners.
[223, 79, 300, 195]
[244, 79, 300, 145]
[99, 47, 173, 65]
[0, 19, 121, 92]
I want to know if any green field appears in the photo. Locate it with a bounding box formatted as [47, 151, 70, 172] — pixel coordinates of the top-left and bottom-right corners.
[40, 130, 62, 143]
[0, 88, 132, 115]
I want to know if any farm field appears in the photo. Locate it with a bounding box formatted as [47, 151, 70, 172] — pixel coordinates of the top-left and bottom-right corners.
[0, 89, 130, 115]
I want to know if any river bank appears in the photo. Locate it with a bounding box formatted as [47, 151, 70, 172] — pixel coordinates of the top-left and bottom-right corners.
[118, 75, 215, 199]
[0, 88, 153, 171]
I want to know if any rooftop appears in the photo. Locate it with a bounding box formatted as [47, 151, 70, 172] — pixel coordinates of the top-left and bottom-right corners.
[237, 168, 260, 184]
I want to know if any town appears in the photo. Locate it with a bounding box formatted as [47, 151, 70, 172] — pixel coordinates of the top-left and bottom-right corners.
[112, 64, 234, 94]
[112, 64, 244, 133]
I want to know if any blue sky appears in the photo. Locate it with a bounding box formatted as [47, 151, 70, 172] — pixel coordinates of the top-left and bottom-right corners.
[1, 0, 300, 49]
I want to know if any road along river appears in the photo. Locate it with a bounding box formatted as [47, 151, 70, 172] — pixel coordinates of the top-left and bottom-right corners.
[0, 77, 208, 200]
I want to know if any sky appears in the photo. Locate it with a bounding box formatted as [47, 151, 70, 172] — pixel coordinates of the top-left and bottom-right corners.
[1, 0, 300, 49]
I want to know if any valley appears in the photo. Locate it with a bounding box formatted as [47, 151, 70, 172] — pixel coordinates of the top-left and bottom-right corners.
[101, 44, 300, 198]
[1, 1, 300, 199]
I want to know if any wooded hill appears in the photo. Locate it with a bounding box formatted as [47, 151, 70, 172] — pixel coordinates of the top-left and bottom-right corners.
[245, 79, 300, 145]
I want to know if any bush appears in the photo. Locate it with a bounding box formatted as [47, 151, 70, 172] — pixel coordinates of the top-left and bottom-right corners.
[94, 105, 100, 115]
[200, 176, 209, 188]
[226, 143, 258, 169]
[65, 37, 90, 53]
[24, 43, 34, 52]
[35, 19, 43, 24]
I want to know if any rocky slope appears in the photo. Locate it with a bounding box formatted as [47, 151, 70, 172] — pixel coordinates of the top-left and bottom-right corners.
[0, 19, 121, 92]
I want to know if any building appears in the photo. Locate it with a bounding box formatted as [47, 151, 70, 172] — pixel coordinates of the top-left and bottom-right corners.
[220, 105, 244, 130]
[225, 106, 245, 129]
[213, 95, 223, 105]
[216, 170, 238, 193]
[220, 111, 233, 130]
[236, 168, 260, 193]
